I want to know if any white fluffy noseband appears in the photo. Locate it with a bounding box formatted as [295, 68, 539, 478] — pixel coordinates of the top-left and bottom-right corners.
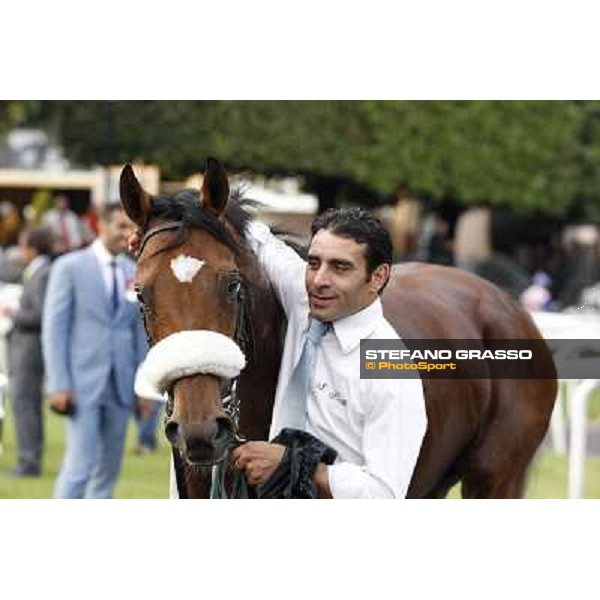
[135, 330, 246, 400]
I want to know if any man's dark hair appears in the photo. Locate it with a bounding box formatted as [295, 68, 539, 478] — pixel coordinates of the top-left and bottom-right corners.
[23, 226, 54, 255]
[99, 203, 124, 223]
[311, 207, 393, 293]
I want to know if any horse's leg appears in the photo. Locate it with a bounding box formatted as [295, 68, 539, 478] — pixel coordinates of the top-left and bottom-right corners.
[425, 471, 462, 499]
[459, 378, 556, 498]
[460, 447, 529, 499]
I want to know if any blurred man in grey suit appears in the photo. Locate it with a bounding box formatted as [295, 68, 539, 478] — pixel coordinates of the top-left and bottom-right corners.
[2, 226, 53, 477]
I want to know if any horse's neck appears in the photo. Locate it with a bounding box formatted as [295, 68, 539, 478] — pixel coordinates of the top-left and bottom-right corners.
[222, 216, 287, 364]
[242, 251, 287, 348]
[235, 245, 287, 441]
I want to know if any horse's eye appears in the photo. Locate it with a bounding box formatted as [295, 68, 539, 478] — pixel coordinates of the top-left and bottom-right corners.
[228, 279, 242, 297]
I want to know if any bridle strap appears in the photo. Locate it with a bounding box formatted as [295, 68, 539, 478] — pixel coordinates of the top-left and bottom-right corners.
[137, 220, 248, 437]
[136, 219, 249, 497]
[137, 221, 183, 258]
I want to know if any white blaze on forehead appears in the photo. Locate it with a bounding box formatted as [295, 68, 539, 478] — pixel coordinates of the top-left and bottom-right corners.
[170, 255, 205, 283]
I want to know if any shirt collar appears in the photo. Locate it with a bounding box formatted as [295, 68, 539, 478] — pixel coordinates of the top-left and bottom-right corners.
[92, 238, 118, 265]
[303, 297, 383, 355]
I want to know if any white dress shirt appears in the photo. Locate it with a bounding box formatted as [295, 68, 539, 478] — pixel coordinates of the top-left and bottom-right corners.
[246, 221, 428, 499]
[91, 239, 124, 301]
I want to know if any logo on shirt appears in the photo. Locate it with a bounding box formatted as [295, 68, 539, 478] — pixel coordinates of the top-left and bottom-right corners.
[314, 381, 347, 406]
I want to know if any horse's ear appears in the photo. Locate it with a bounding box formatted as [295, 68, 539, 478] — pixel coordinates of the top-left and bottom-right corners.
[120, 164, 151, 227]
[201, 157, 230, 216]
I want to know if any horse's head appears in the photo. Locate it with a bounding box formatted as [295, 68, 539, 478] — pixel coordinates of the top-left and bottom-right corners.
[120, 158, 250, 466]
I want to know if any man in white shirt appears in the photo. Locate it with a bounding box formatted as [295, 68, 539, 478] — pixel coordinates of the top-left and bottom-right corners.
[232, 208, 428, 499]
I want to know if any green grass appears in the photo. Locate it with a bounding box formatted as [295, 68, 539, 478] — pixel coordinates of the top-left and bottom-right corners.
[446, 450, 600, 498]
[0, 404, 170, 499]
[1, 403, 599, 499]
[589, 388, 600, 422]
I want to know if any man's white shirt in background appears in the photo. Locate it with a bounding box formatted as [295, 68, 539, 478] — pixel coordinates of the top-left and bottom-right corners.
[91, 239, 125, 299]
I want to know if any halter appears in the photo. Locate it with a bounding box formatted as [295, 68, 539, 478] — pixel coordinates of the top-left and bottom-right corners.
[136, 220, 248, 444]
[137, 221, 183, 258]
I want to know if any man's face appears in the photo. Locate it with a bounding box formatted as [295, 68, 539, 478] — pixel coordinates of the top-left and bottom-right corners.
[19, 234, 36, 264]
[305, 229, 387, 322]
[55, 196, 69, 211]
[99, 209, 135, 255]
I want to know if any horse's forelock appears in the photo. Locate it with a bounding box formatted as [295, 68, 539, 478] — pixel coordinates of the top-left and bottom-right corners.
[147, 187, 253, 255]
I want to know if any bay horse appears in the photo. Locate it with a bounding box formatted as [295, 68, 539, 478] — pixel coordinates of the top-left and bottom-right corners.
[120, 158, 557, 499]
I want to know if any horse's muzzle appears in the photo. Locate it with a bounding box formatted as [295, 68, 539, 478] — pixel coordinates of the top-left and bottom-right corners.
[165, 415, 234, 466]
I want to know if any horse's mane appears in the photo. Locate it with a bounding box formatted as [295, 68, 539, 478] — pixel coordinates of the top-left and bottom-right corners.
[148, 187, 306, 258]
[148, 187, 258, 255]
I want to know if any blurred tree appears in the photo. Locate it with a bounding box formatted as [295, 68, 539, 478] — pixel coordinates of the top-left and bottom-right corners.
[0, 101, 53, 133]
[8, 100, 599, 218]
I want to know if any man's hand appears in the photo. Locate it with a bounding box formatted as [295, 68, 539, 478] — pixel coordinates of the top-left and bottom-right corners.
[136, 396, 154, 420]
[127, 229, 142, 255]
[232, 441, 286, 486]
[313, 463, 332, 499]
[49, 390, 74, 415]
[0, 305, 15, 317]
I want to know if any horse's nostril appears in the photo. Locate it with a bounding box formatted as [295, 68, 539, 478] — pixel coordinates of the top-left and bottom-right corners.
[215, 416, 235, 444]
[165, 420, 180, 445]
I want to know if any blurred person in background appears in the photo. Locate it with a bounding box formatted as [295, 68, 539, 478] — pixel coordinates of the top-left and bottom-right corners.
[133, 365, 163, 455]
[520, 270, 555, 312]
[453, 207, 492, 272]
[0, 201, 22, 248]
[42, 204, 147, 498]
[134, 401, 162, 454]
[1, 226, 53, 477]
[82, 203, 99, 238]
[0, 243, 26, 284]
[426, 217, 453, 266]
[41, 194, 92, 254]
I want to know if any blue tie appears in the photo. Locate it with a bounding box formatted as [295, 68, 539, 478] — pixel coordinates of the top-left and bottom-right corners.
[280, 318, 329, 430]
[110, 259, 119, 315]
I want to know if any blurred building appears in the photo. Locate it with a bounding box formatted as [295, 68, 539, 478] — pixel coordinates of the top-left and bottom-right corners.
[0, 128, 70, 171]
[0, 164, 159, 233]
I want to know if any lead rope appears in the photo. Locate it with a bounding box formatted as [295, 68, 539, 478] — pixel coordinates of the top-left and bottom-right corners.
[210, 461, 249, 499]
[209, 376, 250, 499]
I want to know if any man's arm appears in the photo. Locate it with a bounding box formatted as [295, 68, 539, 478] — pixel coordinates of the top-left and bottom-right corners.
[130, 221, 306, 317]
[313, 463, 332, 499]
[232, 380, 427, 499]
[42, 258, 75, 396]
[244, 220, 307, 317]
[326, 378, 427, 499]
[11, 271, 50, 331]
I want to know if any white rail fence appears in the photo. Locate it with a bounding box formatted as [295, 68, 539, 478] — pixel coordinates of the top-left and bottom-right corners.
[530, 311, 600, 499]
